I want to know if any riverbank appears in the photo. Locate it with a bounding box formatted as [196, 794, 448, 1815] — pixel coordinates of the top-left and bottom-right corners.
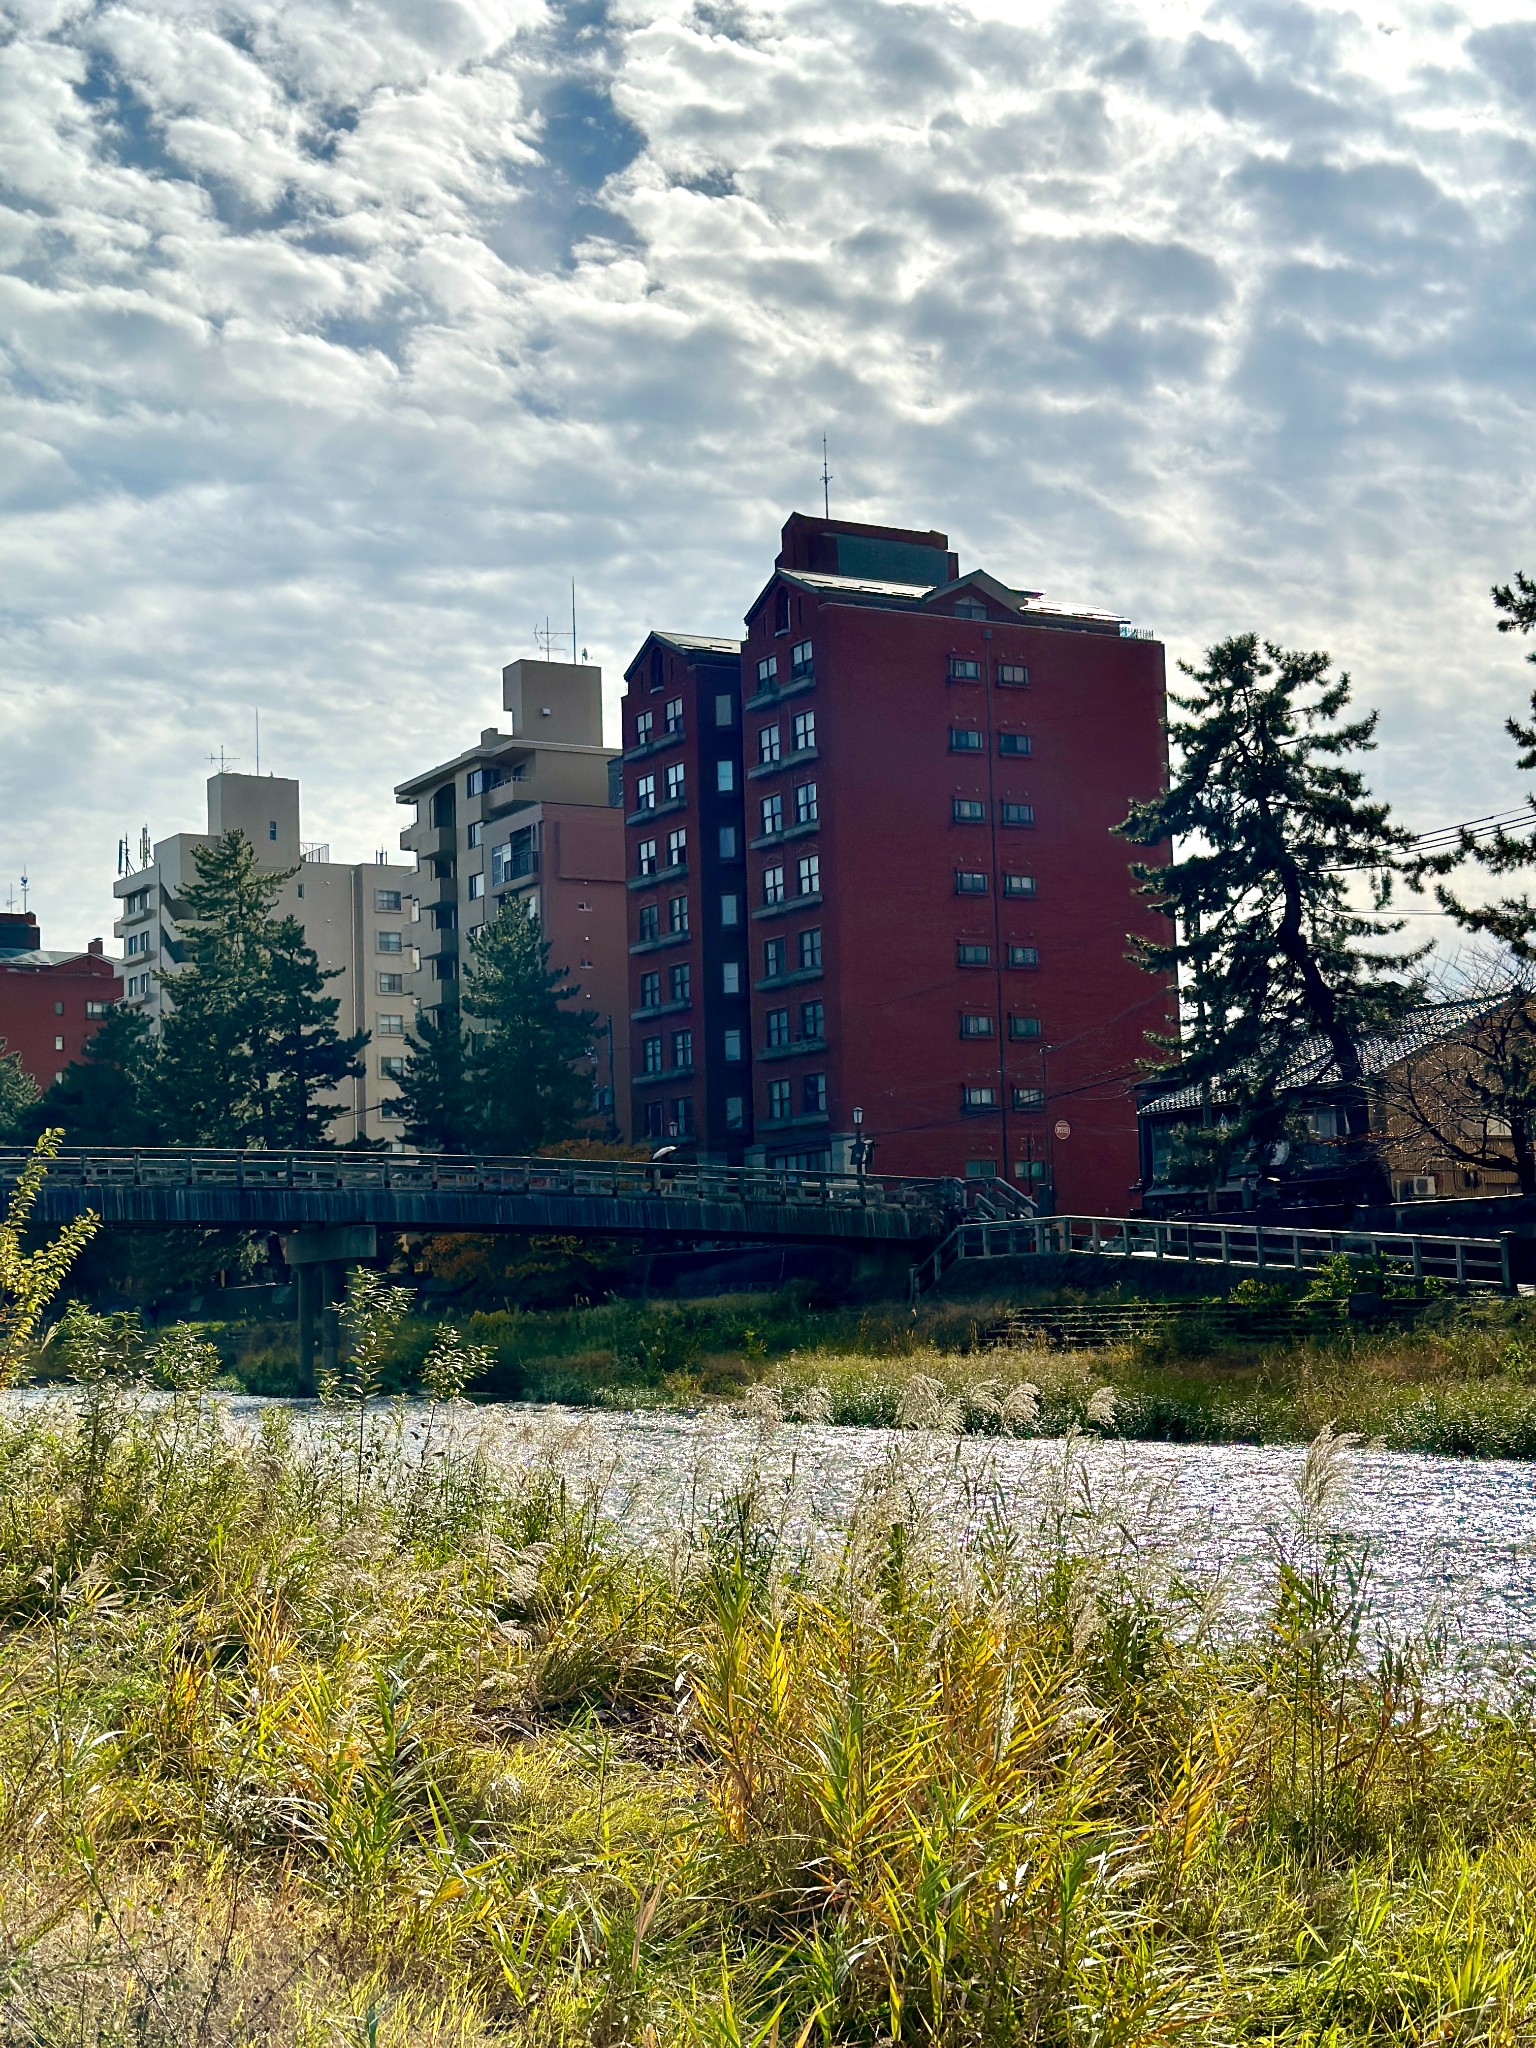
[171, 1287, 1536, 1458]
[4, 1390, 1536, 2043]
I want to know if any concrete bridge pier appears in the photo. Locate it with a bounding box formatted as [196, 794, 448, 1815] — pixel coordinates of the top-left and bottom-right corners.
[282, 1227, 378, 1383]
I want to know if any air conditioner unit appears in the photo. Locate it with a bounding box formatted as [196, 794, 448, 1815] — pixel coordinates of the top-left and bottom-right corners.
[1397, 1175, 1437, 1199]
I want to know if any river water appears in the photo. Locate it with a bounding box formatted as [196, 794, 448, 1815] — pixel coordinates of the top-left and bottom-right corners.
[261, 1397, 1536, 1686]
[15, 1391, 1536, 1688]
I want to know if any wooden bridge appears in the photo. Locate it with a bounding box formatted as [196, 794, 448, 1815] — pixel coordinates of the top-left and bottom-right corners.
[0, 1148, 960, 1245]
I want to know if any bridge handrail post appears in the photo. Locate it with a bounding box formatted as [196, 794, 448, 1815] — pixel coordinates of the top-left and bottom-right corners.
[1455, 1240, 1466, 1287]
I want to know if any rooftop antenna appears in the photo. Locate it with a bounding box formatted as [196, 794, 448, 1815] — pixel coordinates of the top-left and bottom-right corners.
[19, 869, 28, 914]
[821, 436, 832, 519]
[533, 616, 570, 659]
[138, 824, 152, 870]
[206, 747, 240, 773]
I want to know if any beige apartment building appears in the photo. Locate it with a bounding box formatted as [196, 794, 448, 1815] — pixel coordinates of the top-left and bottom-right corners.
[113, 773, 418, 1145]
[395, 658, 630, 1134]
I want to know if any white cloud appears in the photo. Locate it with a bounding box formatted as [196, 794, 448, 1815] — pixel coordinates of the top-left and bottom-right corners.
[1, 0, 1534, 947]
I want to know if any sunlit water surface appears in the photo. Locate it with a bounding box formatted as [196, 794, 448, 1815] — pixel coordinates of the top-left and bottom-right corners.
[12, 1392, 1536, 1691]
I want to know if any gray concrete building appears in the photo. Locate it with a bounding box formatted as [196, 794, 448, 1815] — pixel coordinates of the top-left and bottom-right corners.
[113, 773, 418, 1145]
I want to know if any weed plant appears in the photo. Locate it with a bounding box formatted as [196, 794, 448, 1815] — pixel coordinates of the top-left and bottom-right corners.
[5, 1371, 1536, 2043]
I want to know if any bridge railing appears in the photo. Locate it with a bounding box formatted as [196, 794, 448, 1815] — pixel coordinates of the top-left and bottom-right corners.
[0, 1148, 961, 1220]
[912, 1212, 1514, 1297]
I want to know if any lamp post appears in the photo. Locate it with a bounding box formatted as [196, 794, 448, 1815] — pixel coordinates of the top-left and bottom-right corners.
[850, 1105, 874, 1196]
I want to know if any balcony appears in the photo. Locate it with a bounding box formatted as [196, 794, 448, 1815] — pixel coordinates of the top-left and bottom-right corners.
[627, 861, 687, 891]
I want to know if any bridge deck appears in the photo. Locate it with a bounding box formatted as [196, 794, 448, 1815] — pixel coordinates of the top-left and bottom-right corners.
[0, 1149, 958, 1246]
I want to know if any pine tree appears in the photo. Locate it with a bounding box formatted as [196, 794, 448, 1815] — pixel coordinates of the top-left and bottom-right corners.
[396, 1008, 474, 1153]
[157, 831, 363, 1148]
[463, 903, 598, 1155]
[1434, 572, 1536, 955]
[1119, 634, 1422, 1197]
[32, 1006, 162, 1146]
[0, 1043, 37, 1143]
[260, 916, 367, 1147]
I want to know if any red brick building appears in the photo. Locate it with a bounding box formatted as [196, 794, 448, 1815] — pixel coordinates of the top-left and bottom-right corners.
[0, 913, 122, 1094]
[733, 514, 1174, 1215]
[620, 633, 749, 1160]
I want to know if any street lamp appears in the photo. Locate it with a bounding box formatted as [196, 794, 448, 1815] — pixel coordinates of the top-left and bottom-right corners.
[849, 1105, 874, 1189]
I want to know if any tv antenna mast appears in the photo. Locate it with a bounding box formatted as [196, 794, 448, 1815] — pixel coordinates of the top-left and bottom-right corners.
[206, 747, 240, 773]
[821, 436, 832, 518]
[533, 616, 571, 659]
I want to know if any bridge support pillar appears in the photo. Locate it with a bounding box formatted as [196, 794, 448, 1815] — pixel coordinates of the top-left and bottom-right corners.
[283, 1228, 378, 1386]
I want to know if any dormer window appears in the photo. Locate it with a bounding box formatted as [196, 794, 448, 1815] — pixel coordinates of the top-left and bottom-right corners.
[774, 587, 791, 634]
[955, 597, 987, 620]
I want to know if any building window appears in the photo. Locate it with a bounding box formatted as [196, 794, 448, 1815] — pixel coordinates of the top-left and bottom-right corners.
[717, 759, 736, 792]
[54, 1035, 64, 1052]
[672, 1030, 693, 1069]
[948, 656, 982, 680]
[643, 1101, 664, 1139]
[467, 872, 485, 899]
[665, 762, 686, 803]
[757, 655, 777, 686]
[378, 931, 403, 953]
[126, 931, 149, 957]
[794, 781, 818, 825]
[1000, 802, 1035, 827]
[431, 787, 455, 829]
[715, 693, 734, 727]
[1009, 1015, 1042, 1039]
[997, 662, 1028, 687]
[952, 798, 985, 823]
[949, 728, 983, 752]
[719, 825, 739, 861]
[86, 1000, 109, 1018]
[639, 970, 661, 1009]
[767, 1078, 791, 1121]
[797, 852, 820, 896]
[672, 1097, 696, 1139]
[720, 894, 741, 926]
[763, 865, 786, 906]
[723, 961, 742, 994]
[801, 999, 824, 1041]
[790, 639, 813, 675]
[766, 1007, 791, 1049]
[268, 820, 278, 841]
[664, 696, 684, 735]
[792, 709, 815, 752]
[724, 1027, 743, 1062]
[764, 936, 787, 978]
[638, 839, 658, 876]
[667, 827, 687, 866]
[1003, 874, 1037, 898]
[378, 1099, 404, 1121]
[803, 1072, 827, 1114]
[958, 942, 991, 966]
[1008, 944, 1040, 969]
[998, 733, 1032, 757]
[466, 821, 483, 848]
[668, 894, 689, 935]
[962, 1085, 998, 1111]
[725, 1094, 745, 1129]
[435, 955, 457, 980]
[377, 972, 404, 995]
[758, 723, 781, 766]
[670, 962, 691, 1003]
[798, 927, 822, 971]
[636, 773, 656, 811]
[380, 1054, 407, 1079]
[375, 889, 402, 913]
[638, 903, 660, 943]
[960, 1013, 995, 1038]
[378, 1014, 404, 1036]
[956, 870, 989, 895]
[1013, 1087, 1046, 1111]
[761, 793, 783, 837]
[465, 767, 502, 798]
[643, 1036, 663, 1075]
[432, 903, 457, 930]
[636, 709, 654, 745]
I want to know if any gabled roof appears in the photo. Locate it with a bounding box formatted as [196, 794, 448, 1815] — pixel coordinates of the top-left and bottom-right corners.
[652, 631, 741, 656]
[0, 948, 119, 973]
[1141, 995, 1511, 1116]
[925, 568, 1045, 609]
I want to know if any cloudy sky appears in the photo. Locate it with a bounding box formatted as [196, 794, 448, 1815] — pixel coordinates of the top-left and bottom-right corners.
[3, 0, 1535, 949]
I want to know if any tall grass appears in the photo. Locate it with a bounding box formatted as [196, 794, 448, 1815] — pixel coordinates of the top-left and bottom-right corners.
[5, 1381, 1536, 2042]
